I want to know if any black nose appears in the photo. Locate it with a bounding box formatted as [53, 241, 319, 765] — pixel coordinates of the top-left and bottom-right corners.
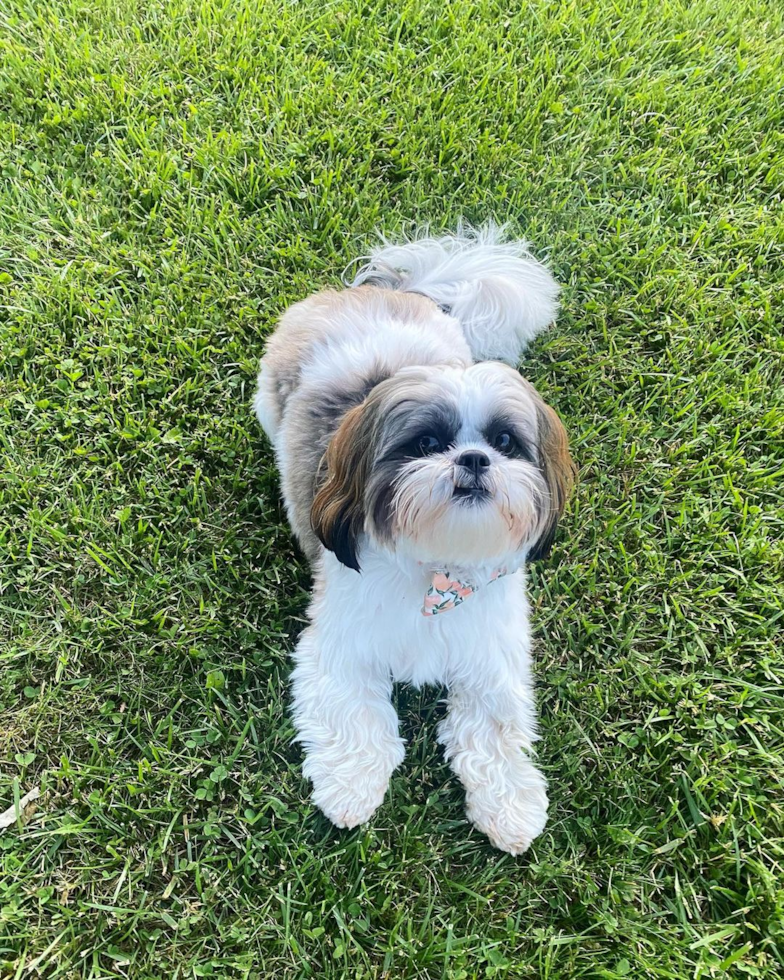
[456, 450, 491, 477]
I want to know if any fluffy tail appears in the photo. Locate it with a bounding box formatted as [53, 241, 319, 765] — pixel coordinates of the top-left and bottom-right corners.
[347, 222, 559, 364]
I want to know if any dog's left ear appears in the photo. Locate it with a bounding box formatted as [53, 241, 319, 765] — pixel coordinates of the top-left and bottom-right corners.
[311, 402, 373, 572]
[527, 396, 576, 562]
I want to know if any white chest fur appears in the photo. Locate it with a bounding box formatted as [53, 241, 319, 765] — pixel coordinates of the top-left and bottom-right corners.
[307, 548, 534, 689]
[289, 545, 547, 854]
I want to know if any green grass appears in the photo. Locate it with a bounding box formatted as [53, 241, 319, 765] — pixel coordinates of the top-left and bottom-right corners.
[1, 0, 783, 976]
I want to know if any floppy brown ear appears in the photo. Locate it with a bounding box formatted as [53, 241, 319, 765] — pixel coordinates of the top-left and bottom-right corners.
[527, 398, 576, 562]
[311, 403, 372, 571]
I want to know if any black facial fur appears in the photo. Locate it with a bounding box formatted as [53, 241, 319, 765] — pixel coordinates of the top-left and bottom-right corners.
[380, 405, 461, 463]
[483, 415, 537, 465]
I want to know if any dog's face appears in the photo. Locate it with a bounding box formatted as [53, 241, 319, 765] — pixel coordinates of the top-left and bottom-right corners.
[312, 363, 574, 570]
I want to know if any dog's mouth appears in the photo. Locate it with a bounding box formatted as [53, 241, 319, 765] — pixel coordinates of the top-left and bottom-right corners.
[452, 485, 491, 502]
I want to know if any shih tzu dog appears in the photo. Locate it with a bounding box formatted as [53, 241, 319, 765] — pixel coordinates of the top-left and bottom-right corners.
[254, 224, 574, 854]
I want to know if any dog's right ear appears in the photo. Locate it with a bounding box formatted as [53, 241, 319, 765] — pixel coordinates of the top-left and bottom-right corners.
[311, 402, 373, 572]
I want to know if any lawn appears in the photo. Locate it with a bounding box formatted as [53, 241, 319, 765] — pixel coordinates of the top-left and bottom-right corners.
[1, 0, 783, 976]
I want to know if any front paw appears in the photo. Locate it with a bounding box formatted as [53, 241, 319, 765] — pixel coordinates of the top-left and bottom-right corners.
[465, 770, 549, 855]
[310, 769, 390, 829]
[303, 741, 403, 830]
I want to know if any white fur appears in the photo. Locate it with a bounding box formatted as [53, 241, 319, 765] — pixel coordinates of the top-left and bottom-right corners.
[291, 548, 547, 853]
[348, 222, 559, 364]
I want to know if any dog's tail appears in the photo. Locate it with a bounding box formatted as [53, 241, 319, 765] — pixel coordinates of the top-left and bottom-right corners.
[347, 222, 559, 364]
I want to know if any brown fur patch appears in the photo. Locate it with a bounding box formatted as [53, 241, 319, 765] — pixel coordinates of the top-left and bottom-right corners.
[528, 396, 576, 561]
[310, 401, 375, 571]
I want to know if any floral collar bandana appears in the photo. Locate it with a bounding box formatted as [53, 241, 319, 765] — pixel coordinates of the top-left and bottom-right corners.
[422, 565, 511, 617]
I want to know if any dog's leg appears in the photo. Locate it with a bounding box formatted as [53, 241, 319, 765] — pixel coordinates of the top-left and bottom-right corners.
[290, 627, 405, 829]
[438, 683, 548, 855]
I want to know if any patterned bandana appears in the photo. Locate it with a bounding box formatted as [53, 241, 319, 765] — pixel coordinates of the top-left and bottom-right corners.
[422, 566, 510, 617]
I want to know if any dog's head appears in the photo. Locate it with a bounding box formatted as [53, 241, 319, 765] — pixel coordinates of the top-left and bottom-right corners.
[311, 362, 575, 570]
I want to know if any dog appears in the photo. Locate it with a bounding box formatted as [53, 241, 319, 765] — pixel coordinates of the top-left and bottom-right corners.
[254, 224, 574, 854]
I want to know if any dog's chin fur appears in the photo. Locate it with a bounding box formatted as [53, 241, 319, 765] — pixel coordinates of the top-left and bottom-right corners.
[254, 223, 574, 855]
[389, 458, 544, 565]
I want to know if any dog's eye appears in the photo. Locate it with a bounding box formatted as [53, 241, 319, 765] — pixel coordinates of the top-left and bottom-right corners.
[417, 434, 442, 455]
[493, 431, 515, 454]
